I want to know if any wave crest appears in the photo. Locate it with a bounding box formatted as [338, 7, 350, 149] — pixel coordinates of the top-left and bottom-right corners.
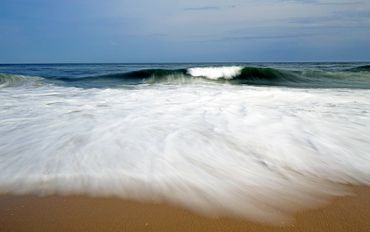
[4, 65, 370, 89]
[187, 66, 243, 80]
[0, 74, 29, 88]
[0, 73, 43, 88]
[83, 67, 301, 86]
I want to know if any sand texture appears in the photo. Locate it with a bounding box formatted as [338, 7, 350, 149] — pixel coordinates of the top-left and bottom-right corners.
[0, 187, 369, 232]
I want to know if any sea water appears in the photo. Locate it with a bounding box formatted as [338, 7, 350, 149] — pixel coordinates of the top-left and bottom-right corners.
[0, 63, 370, 223]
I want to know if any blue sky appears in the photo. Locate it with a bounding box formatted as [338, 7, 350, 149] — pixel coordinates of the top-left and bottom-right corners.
[1, 0, 370, 63]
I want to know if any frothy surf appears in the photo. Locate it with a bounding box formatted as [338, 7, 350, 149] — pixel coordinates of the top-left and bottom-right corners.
[187, 66, 243, 79]
[0, 64, 370, 223]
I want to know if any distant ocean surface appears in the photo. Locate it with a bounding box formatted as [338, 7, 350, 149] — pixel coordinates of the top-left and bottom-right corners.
[1, 63, 370, 223]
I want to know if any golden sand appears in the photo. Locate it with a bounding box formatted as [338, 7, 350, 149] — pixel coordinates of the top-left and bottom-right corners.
[0, 187, 369, 232]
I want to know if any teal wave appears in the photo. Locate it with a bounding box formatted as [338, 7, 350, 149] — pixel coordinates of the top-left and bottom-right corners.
[2, 65, 370, 89]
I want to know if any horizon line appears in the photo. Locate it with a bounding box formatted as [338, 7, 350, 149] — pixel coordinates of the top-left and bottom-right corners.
[1, 60, 370, 65]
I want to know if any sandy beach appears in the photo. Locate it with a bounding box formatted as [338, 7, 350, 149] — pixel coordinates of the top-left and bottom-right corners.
[0, 186, 369, 232]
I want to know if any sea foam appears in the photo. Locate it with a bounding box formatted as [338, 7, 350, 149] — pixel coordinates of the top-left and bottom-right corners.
[0, 81, 370, 223]
[187, 66, 243, 79]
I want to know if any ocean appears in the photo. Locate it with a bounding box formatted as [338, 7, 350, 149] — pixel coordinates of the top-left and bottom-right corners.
[1, 63, 370, 223]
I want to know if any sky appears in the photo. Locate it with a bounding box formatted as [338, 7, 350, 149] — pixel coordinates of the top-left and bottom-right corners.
[1, 0, 370, 63]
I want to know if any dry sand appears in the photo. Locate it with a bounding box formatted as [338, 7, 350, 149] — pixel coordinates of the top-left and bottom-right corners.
[0, 187, 369, 232]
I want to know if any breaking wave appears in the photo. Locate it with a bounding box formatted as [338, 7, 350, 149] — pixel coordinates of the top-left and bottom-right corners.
[57, 66, 370, 89]
[0, 73, 43, 88]
[3, 64, 370, 89]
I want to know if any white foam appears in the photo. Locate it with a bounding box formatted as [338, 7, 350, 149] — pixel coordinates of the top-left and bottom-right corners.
[187, 66, 243, 80]
[0, 83, 370, 223]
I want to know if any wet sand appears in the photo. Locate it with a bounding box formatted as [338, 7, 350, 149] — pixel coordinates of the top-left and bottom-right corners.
[0, 187, 369, 232]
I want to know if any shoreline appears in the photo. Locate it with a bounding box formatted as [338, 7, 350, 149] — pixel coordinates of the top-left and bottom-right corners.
[0, 186, 369, 232]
